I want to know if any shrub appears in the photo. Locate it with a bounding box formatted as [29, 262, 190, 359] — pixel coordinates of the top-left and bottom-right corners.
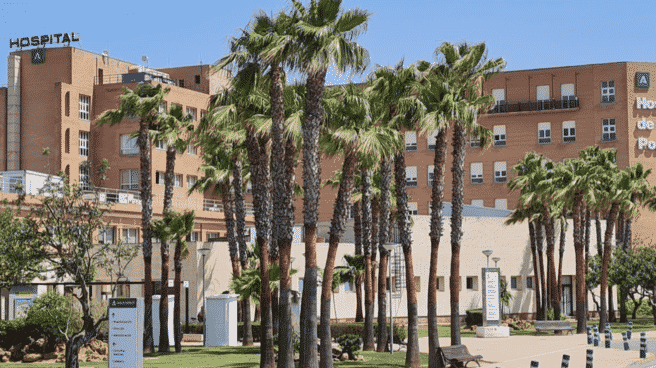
[0, 319, 33, 350]
[465, 309, 483, 327]
[625, 299, 653, 319]
[238, 322, 261, 342]
[337, 333, 362, 360]
[327, 322, 406, 343]
[26, 291, 82, 350]
[545, 308, 568, 321]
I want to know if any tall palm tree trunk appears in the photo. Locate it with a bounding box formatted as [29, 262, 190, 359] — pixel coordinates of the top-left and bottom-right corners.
[173, 238, 183, 353]
[584, 208, 591, 321]
[542, 211, 559, 319]
[376, 158, 392, 353]
[394, 152, 420, 368]
[529, 222, 542, 321]
[573, 195, 586, 333]
[320, 151, 357, 368]
[449, 121, 466, 345]
[233, 153, 253, 346]
[600, 204, 619, 328]
[139, 118, 154, 354]
[361, 169, 375, 352]
[370, 197, 379, 315]
[353, 201, 364, 322]
[557, 214, 566, 319]
[535, 222, 547, 319]
[159, 147, 177, 353]
[428, 129, 447, 368]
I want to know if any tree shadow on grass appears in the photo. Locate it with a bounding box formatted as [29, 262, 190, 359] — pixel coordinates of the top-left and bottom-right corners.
[184, 346, 260, 356]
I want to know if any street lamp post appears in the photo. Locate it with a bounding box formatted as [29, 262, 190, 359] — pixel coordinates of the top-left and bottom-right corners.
[198, 247, 211, 347]
[482, 250, 493, 268]
[383, 243, 399, 354]
[492, 257, 500, 268]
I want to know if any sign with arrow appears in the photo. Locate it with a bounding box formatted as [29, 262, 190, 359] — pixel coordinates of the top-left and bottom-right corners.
[109, 298, 143, 368]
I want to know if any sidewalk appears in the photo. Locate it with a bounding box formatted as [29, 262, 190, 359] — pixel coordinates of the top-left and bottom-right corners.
[418, 331, 656, 368]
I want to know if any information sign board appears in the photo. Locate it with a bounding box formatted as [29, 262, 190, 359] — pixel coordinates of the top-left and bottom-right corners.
[109, 298, 143, 368]
[482, 268, 501, 326]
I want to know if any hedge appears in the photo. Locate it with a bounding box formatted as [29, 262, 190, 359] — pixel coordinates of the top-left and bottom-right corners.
[465, 309, 483, 327]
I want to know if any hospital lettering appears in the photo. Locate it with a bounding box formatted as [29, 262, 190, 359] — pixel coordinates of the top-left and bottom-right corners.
[9, 32, 80, 49]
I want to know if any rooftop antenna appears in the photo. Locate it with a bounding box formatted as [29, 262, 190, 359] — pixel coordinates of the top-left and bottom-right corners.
[200, 53, 202, 65]
[142, 55, 149, 69]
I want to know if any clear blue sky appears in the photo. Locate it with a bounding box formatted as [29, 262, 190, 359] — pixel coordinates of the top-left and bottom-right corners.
[1, 0, 653, 86]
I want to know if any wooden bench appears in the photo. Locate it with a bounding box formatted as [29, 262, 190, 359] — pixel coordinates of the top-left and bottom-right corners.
[534, 320, 574, 335]
[439, 345, 483, 367]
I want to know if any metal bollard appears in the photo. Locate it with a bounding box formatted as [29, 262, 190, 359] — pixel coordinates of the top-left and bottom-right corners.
[605, 330, 611, 348]
[622, 331, 629, 351]
[530, 360, 539, 367]
[561, 354, 570, 368]
[594, 330, 599, 347]
[606, 323, 613, 340]
[586, 348, 593, 368]
[587, 327, 593, 345]
[628, 321, 633, 340]
[640, 332, 647, 359]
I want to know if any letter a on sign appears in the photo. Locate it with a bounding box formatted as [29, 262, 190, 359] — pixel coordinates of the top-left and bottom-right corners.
[636, 72, 650, 89]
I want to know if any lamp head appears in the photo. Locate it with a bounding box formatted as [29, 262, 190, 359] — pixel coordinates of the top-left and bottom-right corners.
[482, 250, 493, 257]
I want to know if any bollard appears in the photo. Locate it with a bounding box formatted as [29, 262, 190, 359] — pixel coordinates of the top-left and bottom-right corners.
[586, 348, 593, 368]
[640, 332, 647, 359]
[561, 354, 570, 368]
[530, 360, 539, 367]
[628, 321, 633, 340]
[593, 330, 599, 347]
[606, 323, 613, 340]
[622, 331, 629, 351]
[587, 327, 593, 345]
[605, 330, 611, 348]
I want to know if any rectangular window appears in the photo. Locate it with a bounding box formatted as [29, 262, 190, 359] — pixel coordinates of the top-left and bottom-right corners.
[493, 125, 506, 147]
[79, 95, 90, 121]
[195, 75, 201, 84]
[427, 130, 437, 150]
[428, 165, 435, 187]
[186, 231, 200, 242]
[99, 227, 114, 244]
[561, 83, 576, 108]
[492, 88, 506, 113]
[120, 169, 140, 190]
[187, 176, 197, 188]
[495, 199, 508, 210]
[526, 276, 534, 289]
[405, 166, 418, 187]
[471, 200, 484, 207]
[187, 108, 197, 121]
[178, 79, 185, 88]
[155, 172, 165, 186]
[470, 163, 483, 184]
[174, 174, 182, 188]
[466, 276, 478, 291]
[207, 233, 220, 241]
[79, 131, 89, 157]
[122, 228, 138, 244]
[117, 284, 130, 298]
[470, 135, 480, 148]
[156, 139, 167, 150]
[437, 276, 445, 291]
[511, 276, 521, 290]
[562, 121, 576, 143]
[601, 81, 615, 103]
[408, 202, 418, 216]
[405, 131, 417, 151]
[494, 161, 507, 183]
[187, 144, 197, 155]
[299, 278, 304, 294]
[120, 135, 139, 155]
[602, 118, 616, 141]
[536, 85, 551, 110]
[538, 122, 551, 144]
[79, 163, 90, 190]
[414, 276, 421, 293]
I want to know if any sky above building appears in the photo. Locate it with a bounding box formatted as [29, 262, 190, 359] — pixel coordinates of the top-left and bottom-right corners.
[1, 0, 653, 86]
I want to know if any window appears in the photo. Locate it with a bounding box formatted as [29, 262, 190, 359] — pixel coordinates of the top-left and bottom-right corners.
[99, 227, 114, 244]
[427, 130, 437, 150]
[495, 199, 508, 210]
[207, 233, 220, 241]
[195, 75, 201, 84]
[79, 131, 89, 157]
[471, 200, 484, 207]
[120, 169, 139, 190]
[344, 281, 354, 293]
[493, 125, 506, 147]
[299, 278, 304, 294]
[187, 144, 197, 155]
[428, 165, 435, 186]
[186, 231, 200, 242]
[562, 121, 576, 143]
[405, 166, 418, 187]
[511, 276, 521, 290]
[414, 276, 421, 293]
[466, 276, 478, 291]
[152, 281, 162, 296]
[155, 172, 164, 186]
[116, 284, 130, 297]
[156, 139, 167, 150]
[601, 81, 615, 103]
[65, 92, 70, 117]
[561, 83, 576, 108]
[79, 95, 90, 121]
[538, 122, 551, 144]
[187, 108, 197, 121]
[437, 276, 445, 291]
[122, 228, 138, 244]
[494, 161, 507, 183]
[408, 202, 418, 216]
[174, 174, 182, 188]
[158, 102, 167, 115]
[187, 176, 197, 188]
[405, 131, 417, 151]
[79, 163, 90, 190]
[246, 182, 252, 195]
[492, 88, 506, 113]
[526, 276, 534, 289]
[120, 135, 139, 155]
[469, 135, 480, 148]
[470, 163, 483, 184]
[178, 79, 185, 88]
[602, 118, 616, 141]
[65, 129, 70, 154]
[536, 85, 551, 110]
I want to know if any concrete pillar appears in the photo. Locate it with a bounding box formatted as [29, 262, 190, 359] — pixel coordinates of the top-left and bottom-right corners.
[7, 54, 21, 171]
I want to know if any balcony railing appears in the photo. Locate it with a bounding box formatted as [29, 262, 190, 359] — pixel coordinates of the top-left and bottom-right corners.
[203, 198, 254, 215]
[96, 73, 208, 93]
[490, 98, 579, 114]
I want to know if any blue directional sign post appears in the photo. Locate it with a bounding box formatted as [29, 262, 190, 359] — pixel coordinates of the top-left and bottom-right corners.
[109, 298, 143, 368]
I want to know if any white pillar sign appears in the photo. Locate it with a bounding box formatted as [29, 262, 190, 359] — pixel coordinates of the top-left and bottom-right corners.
[109, 298, 143, 368]
[482, 268, 501, 326]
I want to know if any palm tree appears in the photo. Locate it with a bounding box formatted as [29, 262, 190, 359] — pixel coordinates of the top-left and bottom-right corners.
[153, 103, 193, 352]
[290, 1, 370, 366]
[96, 83, 169, 353]
[376, 158, 392, 352]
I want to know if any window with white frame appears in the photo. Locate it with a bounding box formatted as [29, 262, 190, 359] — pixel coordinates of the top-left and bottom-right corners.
[493, 125, 506, 146]
[602, 118, 616, 141]
[428, 165, 435, 186]
[562, 121, 576, 143]
[79, 163, 90, 190]
[537, 85, 551, 110]
[187, 107, 197, 121]
[470, 135, 480, 148]
[79, 131, 89, 157]
[466, 276, 478, 291]
[174, 174, 182, 187]
[120, 135, 139, 155]
[494, 161, 507, 183]
[538, 122, 551, 144]
[405, 131, 417, 151]
[79, 95, 90, 121]
[492, 88, 506, 113]
[187, 176, 197, 188]
[470, 162, 483, 184]
[561, 83, 576, 108]
[495, 199, 508, 210]
[526, 276, 534, 289]
[155, 172, 165, 186]
[408, 202, 418, 216]
[156, 139, 167, 150]
[511, 276, 521, 290]
[471, 200, 484, 207]
[186, 231, 200, 242]
[601, 81, 615, 103]
[405, 166, 418, 187]
[122, 228, 138, 244]
[99, 227, 114, 245]
[187, 144, 197, 155]
[120, 169, 139, 190]
[427, 130, 437, 150]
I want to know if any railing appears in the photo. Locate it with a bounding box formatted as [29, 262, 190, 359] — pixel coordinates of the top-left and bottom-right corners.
[490, 98, 580, 114]
[89, 187, 143, 205]
[95, 73, 207, 93]
[203, 198, 254, 215]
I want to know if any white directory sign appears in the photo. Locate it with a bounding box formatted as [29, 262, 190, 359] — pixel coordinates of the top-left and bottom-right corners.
[109, 298, 143, 368]
[484, 270, 500, 323]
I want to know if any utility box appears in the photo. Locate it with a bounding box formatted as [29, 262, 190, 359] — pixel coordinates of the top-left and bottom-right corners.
[205, 294, 239, 347]
[152, 295, 174, 346]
